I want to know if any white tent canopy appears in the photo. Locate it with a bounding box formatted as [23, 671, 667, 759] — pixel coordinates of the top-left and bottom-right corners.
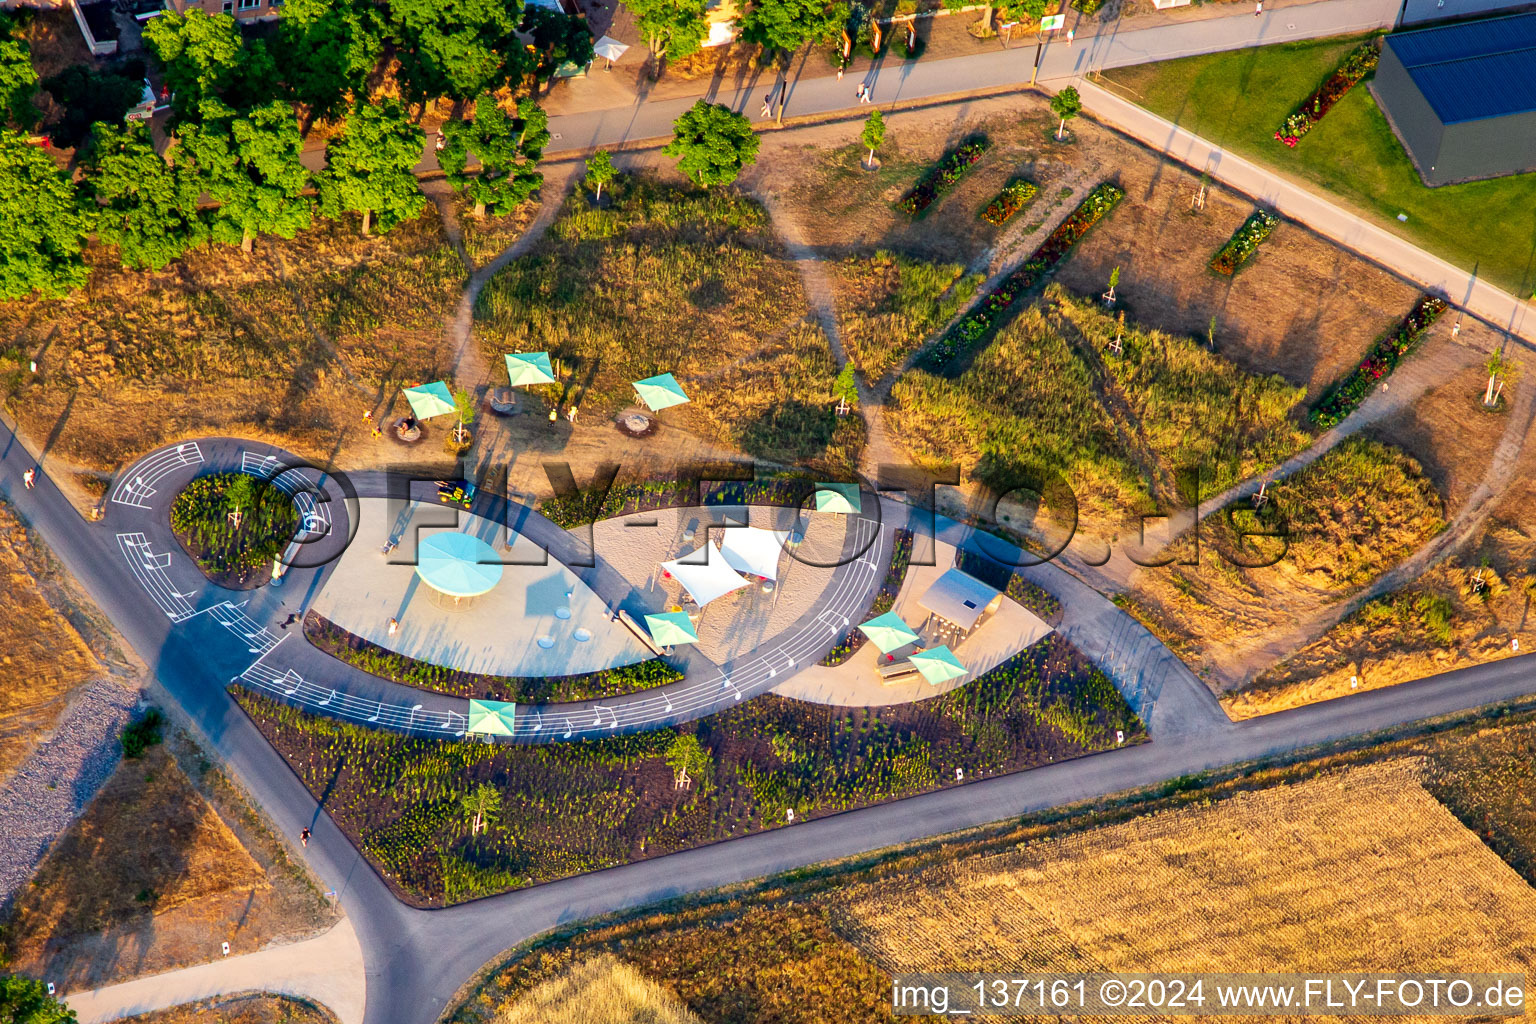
[593, 35, 629, 61]
[716, 526, 787, 581]
[661, 547, 750, 606]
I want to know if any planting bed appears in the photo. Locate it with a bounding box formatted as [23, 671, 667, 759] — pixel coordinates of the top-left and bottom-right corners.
[921, 182, 1124, 374]
[820, 529, 914, 666]
[1209, 210, 1278, 276]
[1275, 40, 1379, 147]
[538, 477, 818, 528]
[895, 136, 990, 216]
[234, 634, 1142, 905]
[304, 613, 682, 703]
[1311, 294, 1448, 428]
[169, 473, 298, 589]
[981, 178, 1039, 227]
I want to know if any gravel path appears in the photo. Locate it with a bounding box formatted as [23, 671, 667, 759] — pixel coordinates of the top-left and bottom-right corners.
[0, 678, 140, 909]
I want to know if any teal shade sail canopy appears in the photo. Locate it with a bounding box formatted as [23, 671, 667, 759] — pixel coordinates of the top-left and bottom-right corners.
[633, 373, 690, 411]
[908, 645, 968, 685]
[645, 611, 699, 646]
[403, 381, 456, 419]
[467, 699, 517, 736]
[857, 610, 921, 654]
[504, 352, 557, 386]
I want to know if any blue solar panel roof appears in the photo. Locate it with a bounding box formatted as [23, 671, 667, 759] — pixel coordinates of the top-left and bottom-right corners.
[1385, 12, 1536, 123]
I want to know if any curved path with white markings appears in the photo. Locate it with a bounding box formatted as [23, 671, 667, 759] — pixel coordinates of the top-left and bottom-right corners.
[3, 419, 1535, 1024]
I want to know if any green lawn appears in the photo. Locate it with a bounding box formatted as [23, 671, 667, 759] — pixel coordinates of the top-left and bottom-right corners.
[1103, 35, 1536, 296]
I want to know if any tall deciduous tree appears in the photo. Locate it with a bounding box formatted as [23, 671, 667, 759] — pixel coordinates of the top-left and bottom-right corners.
[662, 99, 758, 189]
[520, 7, 594, 92]
[319, 100, 425, 235]
[628, 0, 708, 62]
[0, 973, 75, 1024]
[0, 129, 91, 300]
[81, 122, 207, 270]
[439, 94, 545, 218]
[1050, 86, 1081, 140]
[277, 0, 382, 123]
[0, 37, 38, 130]
[740, 0, 848, 61]
[181, 100, 312, 252]
[143, 10, 243, 120]
[386, 0, 527, 105]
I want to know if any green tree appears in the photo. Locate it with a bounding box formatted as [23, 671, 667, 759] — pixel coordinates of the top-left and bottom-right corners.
[451, 387, 477, 442]
[832, 362, 858, 405]
[0, 129, 92, 300]
[1050, 85, 1081, 140]
[0, 972, 76, 1023]
[860, 108, 884, 167]
[81, 122, 207, 270]
[521, 7, 594, 92]
[583, 148, 615, 201]
[276, 0, 382, 123]
[0, 37, 37, 130]
[181, 100, 312, 252]
[627, 0, 708, 63]
[439, 94, 544, 218]
[662, 100, 758, 189]
[665, 732, 712, 789]
[386, 0, 527, 104]
[740, 0, 848, 60]
[143, 10, 243, 120]
[460, 783, 501, 835]
[319, 100, 425, 235]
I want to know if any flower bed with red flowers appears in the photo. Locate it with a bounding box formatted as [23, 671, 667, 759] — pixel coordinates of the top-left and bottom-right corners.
[896, 137, 990, 216]
[1209, 209, 1278, 276]
[1310, 294, 1448, 427]
[1274, 41, 1379, 147]
[981, 177, 1039, 226]
[921, 181, 1124, 372]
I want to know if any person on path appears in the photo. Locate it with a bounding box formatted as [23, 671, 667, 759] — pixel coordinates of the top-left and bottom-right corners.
[1066, 27, 1074, 45]
[300, 827, 311, 847]
[760, 95, 771, 117]
[857, 83, 870, 103]
[22, 468, 35, 489]
[1254, 0, 1262, 14]
[388, 617, 399, 636]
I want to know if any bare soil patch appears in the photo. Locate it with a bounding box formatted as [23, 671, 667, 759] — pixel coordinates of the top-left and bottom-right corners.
[119, 994, 337, 1024]
[2, 729, 337, 990]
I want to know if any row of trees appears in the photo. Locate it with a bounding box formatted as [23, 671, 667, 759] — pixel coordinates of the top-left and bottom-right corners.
[1, 87, 547, 299]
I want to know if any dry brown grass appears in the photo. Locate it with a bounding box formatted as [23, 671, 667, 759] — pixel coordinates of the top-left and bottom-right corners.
[0, 212, 465, 476]
[0, 499, 106, 783]
[497, 954, 703, 1024]
[119, 994, 337, 1024]
[3, 731, 336, 989]
[1128, 437, 1444, 669]
[839, 760, 1536, 983]
[830, 251, 981, 381]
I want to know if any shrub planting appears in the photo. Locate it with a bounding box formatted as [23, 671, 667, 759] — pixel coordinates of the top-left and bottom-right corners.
[1209, 210, 1279, 276]
[233, 633, 1143, 904]
[304, 613, 682, 702]
[1274, 40, 1379, 147]
[539, 477, 813, 528]
[922, 182, 1124, 372]
[169, 473, 298, 588]
[1310, 295, 1448, 428]
[820, 529, 914, 665]
[981, 178, 1039, 227]
[895, 136, 990, 217]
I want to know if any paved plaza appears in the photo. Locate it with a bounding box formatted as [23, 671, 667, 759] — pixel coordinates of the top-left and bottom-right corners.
[311, 500, 652, 677]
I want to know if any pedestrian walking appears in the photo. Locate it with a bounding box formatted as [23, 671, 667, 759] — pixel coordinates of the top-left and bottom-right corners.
[1254, 0, 1262, 14]
[22, 468, 35, 489]
[1066, 27, 1074, 45]
[837, 65, 844, 80]
[300, 827, 311, 847]
[388, 617, 399, 636]
[857, 83, 870, 103]
[760, 94, 772, 117]
[435, 133, 446, 152]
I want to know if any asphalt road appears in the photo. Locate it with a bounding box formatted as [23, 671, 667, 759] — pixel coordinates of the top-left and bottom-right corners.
[5, 420, 1536, 1024]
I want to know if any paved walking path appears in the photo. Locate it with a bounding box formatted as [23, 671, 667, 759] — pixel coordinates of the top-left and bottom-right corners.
[1064, 80, 1536, 345]
[62, 918, 365, 1024]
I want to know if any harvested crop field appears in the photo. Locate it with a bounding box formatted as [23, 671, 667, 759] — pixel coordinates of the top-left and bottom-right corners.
[0, 499, 110, 783]
[0, 212, 465, 483]
[2, 731, 336, 989]
[839, 760, 1536, 978]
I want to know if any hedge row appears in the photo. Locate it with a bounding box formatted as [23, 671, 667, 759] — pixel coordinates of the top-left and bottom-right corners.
[1309, 294, 1448, 428]
[896, 137, 990, 216]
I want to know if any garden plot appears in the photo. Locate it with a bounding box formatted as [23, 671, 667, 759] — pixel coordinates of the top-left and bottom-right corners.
[0, 212, 465, 486]
[839, 760, 1536, 978]
[234, 632, 1140, 906]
